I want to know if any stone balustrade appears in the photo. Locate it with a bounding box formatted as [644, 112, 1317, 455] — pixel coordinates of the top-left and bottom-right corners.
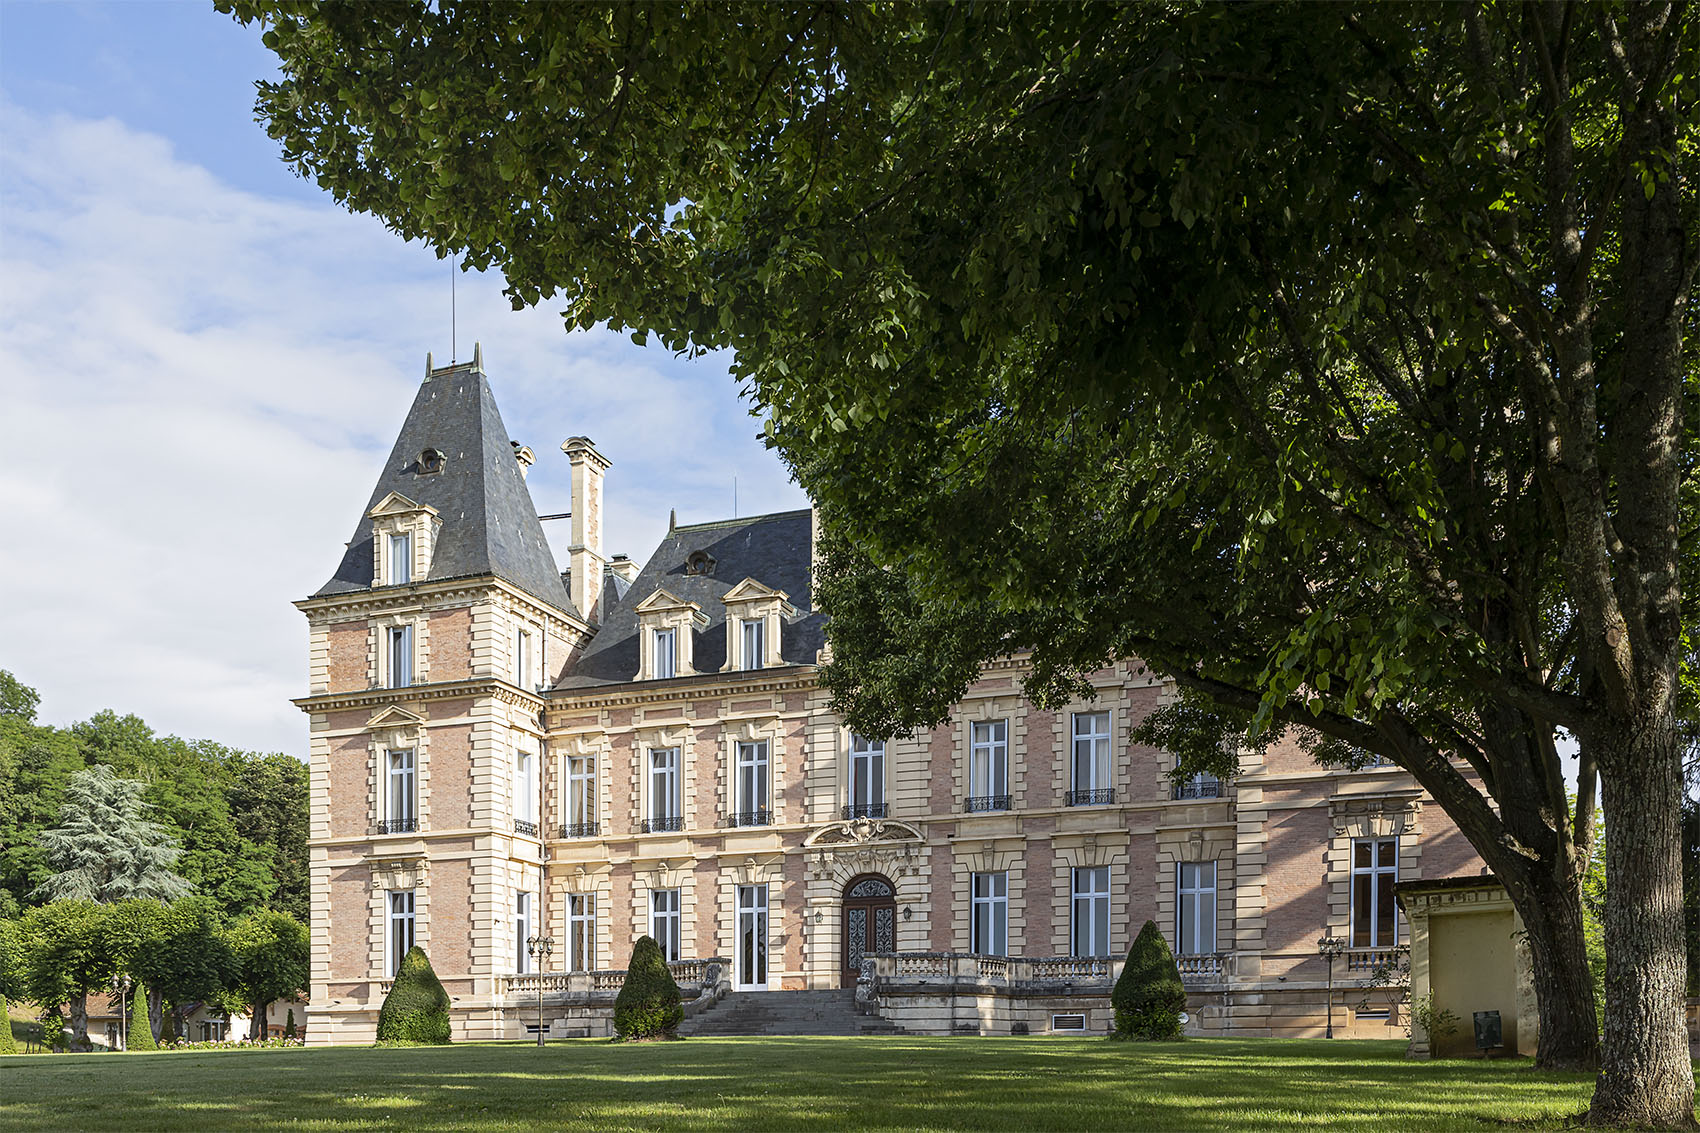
[502, 958, 730, 1002]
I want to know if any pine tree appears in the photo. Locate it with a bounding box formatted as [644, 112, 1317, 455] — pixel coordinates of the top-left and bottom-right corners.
[34, 766, 191, 903]
[1111, 921, 1187, 1040]
[376, 947, 451, 1044]
[126, 982, 157, 1051]
[613, 936, 683, 1041]
[285, 1008, 296, 1039]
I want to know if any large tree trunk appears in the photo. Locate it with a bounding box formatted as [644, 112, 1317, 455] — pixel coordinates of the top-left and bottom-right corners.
[1588, 726, 1695, 1127]
[1499, 858, 1601, 1071]
[66, 993, 90, 1051]
[146, 987, 163, 1043]
[250, 999, 269, 1041]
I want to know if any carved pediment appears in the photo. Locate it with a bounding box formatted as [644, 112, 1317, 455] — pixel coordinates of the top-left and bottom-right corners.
[557, 731, 607, 757]
[368, 491, 438, 520]
[367, 704, 426, 730]
[803, 817, 925, 848]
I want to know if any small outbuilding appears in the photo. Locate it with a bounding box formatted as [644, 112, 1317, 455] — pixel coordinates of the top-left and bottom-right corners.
[1396, 875, 1538, 1058]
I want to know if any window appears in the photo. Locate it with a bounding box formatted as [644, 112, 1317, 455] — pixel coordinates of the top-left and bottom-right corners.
[1050, 1013, 1087, 1032]
[515, 629, 532, 687]
[846, 735, 886, 818]
[198, 1020, 226, 1042]
[386, 625, 413, 688]
[387, 889, 415, 976]
[1177, 862, 1217, 955]
[1068, 712, 1112, 804]
[651, 889, 682, 963]
[388, 533, 412, 585]
[971, 872, 1008, 956]
[565, 755, 597, 836]
[513, 750, 536, 832]
[734, 741, 769, 825]
[566, 894, 596, 971]
[385, 749, 415, 833]
[968, 720, 1009, 810]
[652, 628, 676, 680]
[741, 618, 765, 670]
[515, 892, 533, 974]
[1351, 837, 1400, 947]
[646, 748, 681, 832]
[736, 884, 768, 988]
[1071, 866, 1111, 957]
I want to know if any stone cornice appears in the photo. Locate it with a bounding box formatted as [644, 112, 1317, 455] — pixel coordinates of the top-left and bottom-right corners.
[546, 666, 821, 711]
[295, 575, 592, 639]
[294, 677, 546, 715]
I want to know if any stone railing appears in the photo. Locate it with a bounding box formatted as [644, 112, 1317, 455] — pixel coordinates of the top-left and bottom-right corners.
[1345, 946, 1404, 975]
[1175, 953, 1227, 981]
[863, 952, 1118, 992]
[503, 958, 729, 1001]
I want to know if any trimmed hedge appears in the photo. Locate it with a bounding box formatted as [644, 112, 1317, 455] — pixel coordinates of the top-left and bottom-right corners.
[613, 936, 682, 1040]
[127, 984, 158, 1051]
[1112, 920, 1187, 1040]
[376, 946, 452, 1045]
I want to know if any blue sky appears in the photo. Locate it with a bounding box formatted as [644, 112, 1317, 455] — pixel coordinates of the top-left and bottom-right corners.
[0, 1, 807, 754]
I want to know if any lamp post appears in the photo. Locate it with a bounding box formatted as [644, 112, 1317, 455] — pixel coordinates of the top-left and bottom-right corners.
[110, 973, 132, 1052]
[1317, 936, 1346, 1039]
[525, 935, 554, 1047]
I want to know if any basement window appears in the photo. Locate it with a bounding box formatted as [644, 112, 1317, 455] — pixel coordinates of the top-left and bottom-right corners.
[1050, 1013, 1087, 1033]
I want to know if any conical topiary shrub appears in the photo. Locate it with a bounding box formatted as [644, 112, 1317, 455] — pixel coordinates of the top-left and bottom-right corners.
[127, 983, 157, 1050]
[285, 1008, 297, 1039]
[376, 946, 452, 1045]
[613, 935, 682, 1040]
[0, 997, 17, 1054]
[1111, 920, 1188, 1039]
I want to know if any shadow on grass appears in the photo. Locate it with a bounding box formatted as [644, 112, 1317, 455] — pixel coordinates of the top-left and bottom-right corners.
[0, 1037, 1601, 1132]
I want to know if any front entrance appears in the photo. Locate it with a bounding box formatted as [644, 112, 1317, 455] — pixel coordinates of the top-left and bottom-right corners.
[736, 883, 768, 990]
[841, 874, 897, 987]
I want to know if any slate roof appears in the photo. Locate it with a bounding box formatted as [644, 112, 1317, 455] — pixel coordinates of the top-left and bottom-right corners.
[556, 508, 823, 689]
[313, 364, 578, 617]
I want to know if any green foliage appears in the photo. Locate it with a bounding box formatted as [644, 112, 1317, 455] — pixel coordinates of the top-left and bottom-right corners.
[285, 1007, 296, 1039]
[376, 946, 451, 1045]
[34, 765, 191, 903]
[1685, 798, 1700, 997]
[1410, 993, 1461, 1045]
[127, 982, 157, 1051]
[1112, 922, 1186, 1040]
[16, 900, 106, 1011]
[612, 936, 682, 1041]
[0, 996, 15, 1054]
[0, 671, 39, 721]
[226, 908, 308, 1032]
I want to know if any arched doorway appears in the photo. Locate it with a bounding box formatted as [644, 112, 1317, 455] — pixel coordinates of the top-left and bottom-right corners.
[841, 874, 897, 987]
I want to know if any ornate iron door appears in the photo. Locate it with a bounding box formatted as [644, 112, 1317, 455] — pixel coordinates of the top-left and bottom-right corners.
[841, 875, 896, 987]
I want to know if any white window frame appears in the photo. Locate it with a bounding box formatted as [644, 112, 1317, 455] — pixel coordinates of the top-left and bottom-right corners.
[514, 750, 535, 824]
[740, 617, 765, 670]
[515, 628, 532, 688]
[1350, 836, 1401, 947]
[651, 889, 682, 963]
[648, 747, 681, 826]
[388, 532, 412, 585]
[385, 749, 415, 829]
[515, 891, 533, 974]
[971, 871, 1008, 956]
[566, 893, 596, 972]
[1071, 866, 1111, 957]
[736, 741, 769, 820]
[736, 883, 768, 990]
[566, 754, 596, 831]
[1177, 861, 1217, 955]
[386, 624, 414, 689]
[848, 735, 885, 814]
[1071, 711, 1111, 796]
[652, 628, 676, 680]
[969, 720, 1008, 801]
[387, 889, 415, 976]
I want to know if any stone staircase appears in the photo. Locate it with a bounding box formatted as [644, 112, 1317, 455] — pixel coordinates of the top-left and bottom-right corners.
[677, 988, 906, 1037]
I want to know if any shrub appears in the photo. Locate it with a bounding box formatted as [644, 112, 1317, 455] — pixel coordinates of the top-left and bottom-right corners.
[376, 946, 452, 1045]
[1111, 920, 1187, 1040]
[613, 936, 682, 1040]
[1409, 993, 1460, 1045]
[126, 984, 157, 1051]
[0, 997, 16, 1054]
[285, 1008, 297, 1039]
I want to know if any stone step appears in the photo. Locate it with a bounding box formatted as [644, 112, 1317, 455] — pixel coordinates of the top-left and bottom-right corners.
[678, 988, 905, 1037]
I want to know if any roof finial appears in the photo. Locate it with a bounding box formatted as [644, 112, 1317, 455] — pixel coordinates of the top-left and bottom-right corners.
[669, 508, 677, 533]
[472, 341, 484, 373]
[425, 351, 434, 379]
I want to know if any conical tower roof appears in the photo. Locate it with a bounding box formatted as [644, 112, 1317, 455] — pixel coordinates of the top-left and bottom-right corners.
[314, 359, 577, 618]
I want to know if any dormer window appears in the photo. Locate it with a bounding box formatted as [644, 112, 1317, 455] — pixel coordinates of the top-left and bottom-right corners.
[720, 578, 796, 673]
[685, 550, 716, 576]
[740, 618, 765, 671]
[633, 588, 708, 681]
[418, 448, 444, 475]
[653, 628, 677, 680]
[368, 492, 441, 590]
[388, 533, 412, 586]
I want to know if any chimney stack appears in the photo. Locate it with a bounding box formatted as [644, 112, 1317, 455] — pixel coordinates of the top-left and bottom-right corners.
[560, 436, 611, 622]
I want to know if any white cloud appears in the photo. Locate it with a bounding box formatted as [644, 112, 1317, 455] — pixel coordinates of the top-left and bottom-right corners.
[0, 104, 806, 753]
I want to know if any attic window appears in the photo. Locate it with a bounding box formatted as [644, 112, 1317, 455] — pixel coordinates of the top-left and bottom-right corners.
[418, 449, 444, 475]
[685, 550, 716, 576]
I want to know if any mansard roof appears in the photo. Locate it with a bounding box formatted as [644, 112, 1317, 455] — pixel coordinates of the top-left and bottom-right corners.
[556, 508, 824, 688]
[313, 362, 577, 618]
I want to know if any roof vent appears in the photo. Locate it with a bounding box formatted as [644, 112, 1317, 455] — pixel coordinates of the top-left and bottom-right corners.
[418, 448, 444, 475]
[685, 550, 716, 576]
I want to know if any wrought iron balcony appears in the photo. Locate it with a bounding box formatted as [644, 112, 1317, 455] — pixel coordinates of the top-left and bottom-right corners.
[841, 802, 888, 820]
[1065, 788, 1115, 806]
[726, 809, 772, 828]
[964, 795, 1012, 813]
[374, 818, 417, 835]
[640, 815, 684, 834]
[1173, 779, 1224, 800]
[559, 821, 600, 838]
[513, 818, 540, 837]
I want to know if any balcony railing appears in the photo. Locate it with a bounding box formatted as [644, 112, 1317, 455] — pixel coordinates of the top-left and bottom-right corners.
[1176, 953, 1227, 981]
[640, 816, 684, 834]
[1065, 788, 1115, 806]
[1346, 945, 1406, 974]
[964, 795, 1012, 813]
[864, 952, 1115, 987]
[1173, 779, 1224, 800]
[374, 818, 417, 835]
[503, 957, 729, 999]
[841, 802, 888, 820]
[513, 818, 540, 837]
[558, 821, 600, 838]
[726, 809, 772, 828]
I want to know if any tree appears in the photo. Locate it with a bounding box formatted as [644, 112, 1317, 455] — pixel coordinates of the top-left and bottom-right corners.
[0, 917, 18, 1055]
[612, 936, 682, 1041]
[34, 766, 191, 904]
[228, 4, 1696, 1122]
[1112, 921, 1187, 1040]
[17, 901, 106, 1050]
[126, 982, 157, 1052]
[375, 946, 450, 1045]
[0, 671, 40, 721]
[224, 908, 307, 1041]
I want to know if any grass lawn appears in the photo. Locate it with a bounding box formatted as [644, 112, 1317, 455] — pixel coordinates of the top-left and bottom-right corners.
[0, 1036, 1604, 1131]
